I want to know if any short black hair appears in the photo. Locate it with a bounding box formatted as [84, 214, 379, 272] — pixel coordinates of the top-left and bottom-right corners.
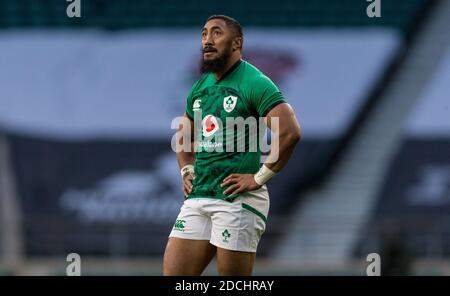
[206, 15, 243, 48]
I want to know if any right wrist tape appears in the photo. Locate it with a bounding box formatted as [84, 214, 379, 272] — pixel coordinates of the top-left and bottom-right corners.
[180, 164, 194, 178]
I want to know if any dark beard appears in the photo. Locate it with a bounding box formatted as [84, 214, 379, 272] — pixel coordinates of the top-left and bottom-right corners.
[200, 47, 232, 74]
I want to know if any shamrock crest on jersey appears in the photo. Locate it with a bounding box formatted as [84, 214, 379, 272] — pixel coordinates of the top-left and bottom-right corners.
[223, 95, 238, 113]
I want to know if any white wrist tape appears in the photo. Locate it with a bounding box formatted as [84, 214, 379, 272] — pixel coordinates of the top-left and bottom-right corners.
[180, 164, 194, 178]
[254, 164, 276, 186]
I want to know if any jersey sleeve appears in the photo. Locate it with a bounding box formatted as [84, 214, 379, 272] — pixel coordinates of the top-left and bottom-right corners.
[185, 76, 207, 120]
[185, 86, 195, 120]
[248, 74, 286, 117]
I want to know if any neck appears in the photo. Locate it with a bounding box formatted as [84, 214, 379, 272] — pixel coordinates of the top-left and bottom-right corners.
[214, 53, 242, 80]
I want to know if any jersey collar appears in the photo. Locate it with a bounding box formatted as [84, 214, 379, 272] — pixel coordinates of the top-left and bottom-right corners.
[215, 59, 242, 83]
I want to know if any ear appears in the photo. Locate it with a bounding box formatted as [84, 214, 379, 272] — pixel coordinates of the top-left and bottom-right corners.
[232, 37, 242, 51]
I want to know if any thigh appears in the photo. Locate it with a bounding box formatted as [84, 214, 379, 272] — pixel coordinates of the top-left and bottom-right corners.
[164, 199, 216, 275]
[163, 237, 216, 276]
[216, 247, 256, 276]
[208, 195, 268, 276]
[209, 201, 267, 253]
[169, 199, 212, 240]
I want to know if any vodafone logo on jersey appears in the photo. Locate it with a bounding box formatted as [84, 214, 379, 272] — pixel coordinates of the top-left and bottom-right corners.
[202, 115, 220, 137]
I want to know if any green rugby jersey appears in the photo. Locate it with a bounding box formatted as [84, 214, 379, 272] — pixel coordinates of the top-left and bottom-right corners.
[185, 60, 286, 201]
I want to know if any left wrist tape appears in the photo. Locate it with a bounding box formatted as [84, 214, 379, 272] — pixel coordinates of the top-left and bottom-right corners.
[254, 164, 276, 186]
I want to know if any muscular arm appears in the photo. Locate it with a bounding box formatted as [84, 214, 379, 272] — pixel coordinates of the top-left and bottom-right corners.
[176, 113, 195, 168]
[264, 102, 301, 172]
[176, 113, 196, 196]
[221, 103, 301, 196]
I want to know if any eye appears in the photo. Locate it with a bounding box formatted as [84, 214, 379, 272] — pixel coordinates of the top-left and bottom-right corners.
[214, 31, 222, 37]
[201, 31, 207, 38]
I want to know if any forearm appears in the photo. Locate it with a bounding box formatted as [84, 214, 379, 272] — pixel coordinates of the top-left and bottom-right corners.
[264, 132, 299, 173]
[253, 131, 299, 187]
[175, 114, 195, 169]
[176, 149, 195, 169]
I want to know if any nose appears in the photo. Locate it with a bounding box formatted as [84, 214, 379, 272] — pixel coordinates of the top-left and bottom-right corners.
[204, 41, 213, 48]
[203, 32, 214, 46]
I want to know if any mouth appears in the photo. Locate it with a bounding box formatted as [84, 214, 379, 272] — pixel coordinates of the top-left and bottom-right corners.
[203, 47, 217, 54]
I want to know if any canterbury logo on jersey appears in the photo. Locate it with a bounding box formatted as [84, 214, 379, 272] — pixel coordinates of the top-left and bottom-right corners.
[202, 115, 219, 137]
[193, 99, 201, 111]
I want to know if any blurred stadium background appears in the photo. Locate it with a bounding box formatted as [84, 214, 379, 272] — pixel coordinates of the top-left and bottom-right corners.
[0, 0, 449, 275]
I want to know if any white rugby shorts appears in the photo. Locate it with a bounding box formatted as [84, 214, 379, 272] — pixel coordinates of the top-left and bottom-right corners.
[169, 185, 269, 253]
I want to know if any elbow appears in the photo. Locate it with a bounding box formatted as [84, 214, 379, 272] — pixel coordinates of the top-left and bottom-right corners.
[286, 128, 301, 145]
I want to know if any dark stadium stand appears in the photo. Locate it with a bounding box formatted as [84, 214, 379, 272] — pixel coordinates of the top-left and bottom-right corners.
[0, 0, 425, 31]
[356, 46, 450, 261]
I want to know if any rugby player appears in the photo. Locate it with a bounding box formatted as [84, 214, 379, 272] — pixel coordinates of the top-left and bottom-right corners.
[163, 15, 301, 276]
